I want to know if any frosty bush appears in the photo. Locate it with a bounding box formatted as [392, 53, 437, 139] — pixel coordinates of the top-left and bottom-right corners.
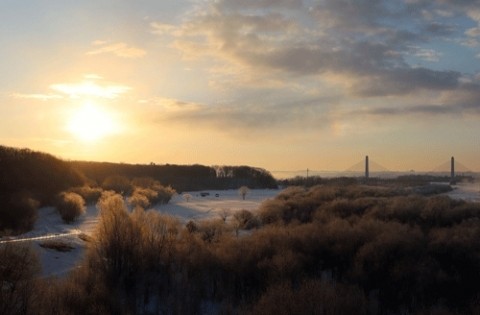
[56, 192, 86, 223]
[69, 185, 103, 204]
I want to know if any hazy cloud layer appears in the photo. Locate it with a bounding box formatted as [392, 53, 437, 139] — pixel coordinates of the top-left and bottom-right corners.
[148, 0, 480, 133]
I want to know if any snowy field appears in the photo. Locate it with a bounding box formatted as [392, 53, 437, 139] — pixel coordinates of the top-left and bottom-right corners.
[0, 189, 280, 277]
[447, 182, 480, 203]
[156, 189, 279, 223]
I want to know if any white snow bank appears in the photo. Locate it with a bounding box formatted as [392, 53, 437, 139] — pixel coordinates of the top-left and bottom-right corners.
[447, 182, 480, 203]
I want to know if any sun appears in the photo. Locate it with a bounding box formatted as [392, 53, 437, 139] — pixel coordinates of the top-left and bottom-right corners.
[67, 102, 119, 142]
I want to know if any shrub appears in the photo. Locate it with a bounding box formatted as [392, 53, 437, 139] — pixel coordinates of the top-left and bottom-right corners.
[68, 185, 103, 204]
[91, 191, 143, 288]
[0, 193, 39, 233]
[233, 209, 256, 230]
[101, 175, 132, 195]
[186, 220, 198, 233]
[218, 208, 230, 222]
[249, 279, 367, 315]
[258, 199, 289, 225]
[197, 219, 227, 243]
[154, 185, 176, 204]
[128, 185, 175, 208]
[127, 189, 152, 209]
[56, 192, 86, 223]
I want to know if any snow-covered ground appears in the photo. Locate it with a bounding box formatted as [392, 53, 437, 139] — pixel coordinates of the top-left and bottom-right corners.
[447, 182, 480, 203]
[157, 189, 279, 223]
[0, 189, 280, 277]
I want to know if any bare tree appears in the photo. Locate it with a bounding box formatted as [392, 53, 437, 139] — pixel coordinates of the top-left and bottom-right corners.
[0, 243, 40, 315]
[183, 193, 192, 202]
[218, 209, 230, 222]
[238, 186, 250, 200]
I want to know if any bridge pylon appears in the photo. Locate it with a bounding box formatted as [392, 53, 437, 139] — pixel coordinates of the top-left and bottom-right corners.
[365, 155, 369, 180]
[450, 156, 456, 184]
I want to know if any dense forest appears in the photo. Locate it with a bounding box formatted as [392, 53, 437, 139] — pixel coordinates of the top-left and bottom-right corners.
[3, 184, 480, 314]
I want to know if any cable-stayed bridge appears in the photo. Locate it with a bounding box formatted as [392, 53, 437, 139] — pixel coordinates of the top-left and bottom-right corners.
[272, 156, 477, 180]
[344, 156, 389, 177]
[431, 158, 473, 174]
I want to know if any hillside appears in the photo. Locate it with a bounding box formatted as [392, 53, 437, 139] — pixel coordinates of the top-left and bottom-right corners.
[0, 146, 85, 204]
[0, 146, 85, 232]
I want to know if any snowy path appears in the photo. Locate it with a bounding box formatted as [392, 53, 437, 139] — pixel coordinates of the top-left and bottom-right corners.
[0, 230, 81, 244]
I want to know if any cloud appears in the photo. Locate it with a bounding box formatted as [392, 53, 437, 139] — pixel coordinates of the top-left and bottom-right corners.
[466, 27, 480, 37]
[352, 68, 461, 97]
[218, 0, 303, 10]
[410, 47, 443, 62]
[10, 93, 63, 101]
[50, 78, 131, 99]
[347, 81, 480, 118]
[86, 41, 146, 58]
[141, 93, 338, 137]
[148, 0, 480, 133]
[150, 22, 177, 35]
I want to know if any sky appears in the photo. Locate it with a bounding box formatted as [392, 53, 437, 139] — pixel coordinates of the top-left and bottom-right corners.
[1, 0, 480, 174]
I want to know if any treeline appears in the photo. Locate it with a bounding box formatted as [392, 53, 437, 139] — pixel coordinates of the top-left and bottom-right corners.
[4, 185, 480, 314]
[70, 161, 277, 192]
[279, 174, 457, 194]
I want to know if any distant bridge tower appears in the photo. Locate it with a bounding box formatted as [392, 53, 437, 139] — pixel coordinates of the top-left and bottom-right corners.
[365, 155, 369, 180]
[450, 156, 455, 184]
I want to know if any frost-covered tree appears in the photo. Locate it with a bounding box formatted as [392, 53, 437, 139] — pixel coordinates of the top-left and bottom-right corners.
[183, 193, 192, 202]
[239, 186, 250, 200]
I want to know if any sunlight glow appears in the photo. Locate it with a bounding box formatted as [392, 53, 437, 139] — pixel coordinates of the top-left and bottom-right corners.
[67, 102, 119, 142]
